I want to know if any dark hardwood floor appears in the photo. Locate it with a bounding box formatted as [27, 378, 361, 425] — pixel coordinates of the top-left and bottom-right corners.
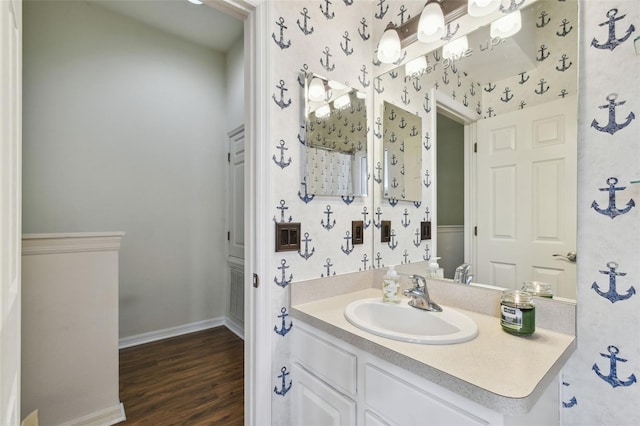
[119, 326, 244, 425]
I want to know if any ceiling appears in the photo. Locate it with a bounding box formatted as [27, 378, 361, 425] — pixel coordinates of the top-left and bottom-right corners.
[87, 0, 243, 53]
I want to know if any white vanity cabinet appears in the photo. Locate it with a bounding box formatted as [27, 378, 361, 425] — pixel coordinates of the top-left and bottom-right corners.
[292, 320, 560, 426]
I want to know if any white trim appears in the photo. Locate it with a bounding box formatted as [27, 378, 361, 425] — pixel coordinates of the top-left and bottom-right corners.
[245, 1, 272, 425]
[118, 318, 225, 349]
[436, 225, 464, 234]
[225, 316, 245, 340]
[205, 0, 268, 424]
[58, 402, 126, 426]
[434, 91, 477, 267]
[22, 232, 125, 255]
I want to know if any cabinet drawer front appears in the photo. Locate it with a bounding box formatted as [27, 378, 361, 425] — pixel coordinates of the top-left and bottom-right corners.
[292, 327, 357, 396]
[293, 363, 356, 426]
[365, 364, 488, 426]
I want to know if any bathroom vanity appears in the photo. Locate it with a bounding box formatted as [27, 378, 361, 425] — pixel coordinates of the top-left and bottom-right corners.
[289, 271, 576, 426]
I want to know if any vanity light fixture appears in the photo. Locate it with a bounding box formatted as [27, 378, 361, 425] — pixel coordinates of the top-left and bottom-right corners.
[417, 0, 446, 43]
[333, 93, 351, 110]
[328, 80, 346, 90]
[467, 0, 500, 17]
[490, 10, 522, 39]
[405, 55, 428, 77]
[375, 1, 467, 61]
[377, 23, 402, 64]
[308, 77, 326, 102]
[442, 35, 469, 60]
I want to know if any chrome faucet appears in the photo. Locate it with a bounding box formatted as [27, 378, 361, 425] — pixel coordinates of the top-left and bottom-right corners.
[403, 275, 442, 312]
[453, 264, 473, 285]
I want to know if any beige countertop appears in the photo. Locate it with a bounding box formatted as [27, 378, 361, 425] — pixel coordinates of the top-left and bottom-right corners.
[291, 287, 576, 415]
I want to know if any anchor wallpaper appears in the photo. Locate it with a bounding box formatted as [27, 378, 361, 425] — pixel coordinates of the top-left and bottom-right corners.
[263, 0, 639, 424]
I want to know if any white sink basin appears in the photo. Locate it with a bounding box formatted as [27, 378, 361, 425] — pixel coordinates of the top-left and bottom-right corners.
[344, 298, 478, 344]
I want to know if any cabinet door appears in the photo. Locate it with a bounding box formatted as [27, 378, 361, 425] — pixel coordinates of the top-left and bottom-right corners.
[365, 364, 489, 426]
[292, 363, 356, 426]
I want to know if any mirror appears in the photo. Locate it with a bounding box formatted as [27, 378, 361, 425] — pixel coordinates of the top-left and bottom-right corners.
[302, 71, 368, 197]
[374, 0, 578, 299]
[383, 101, 422, 202]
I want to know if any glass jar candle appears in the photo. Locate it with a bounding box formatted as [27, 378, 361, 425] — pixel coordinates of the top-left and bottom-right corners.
[522, 281, 553, 298]
[500, 290, 535, 336]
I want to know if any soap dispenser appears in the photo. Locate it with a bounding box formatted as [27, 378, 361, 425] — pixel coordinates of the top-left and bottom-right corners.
[426, 257, 444, 279]
[382, 266, 401, 303]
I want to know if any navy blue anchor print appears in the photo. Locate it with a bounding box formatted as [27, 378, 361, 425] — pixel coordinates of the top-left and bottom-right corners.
[273, 199, 293, 223]
[298, 232, 315, 260]
[322, 257, 335, 277]
[374, 0, 388, 20]
[272, 140, 292, 169]
[500, 0, 525, 13]
[298, 178, 315, 204]
[273, 366, 292, 396]
[274, 307, 293, 337]
[320, 0, 335, 20]
[297, 7, 314, 35]
[272, 17, 291, 49]
[272, 80, 292, 109]
[274, 259, 293, 288]
[591, 261, 636, 303]
[591, 8, 636, 51]
[591, 94, 635, 135]
[562, 382, 577, 408]
[341, 231, 354, 254]
[591, 177, 635, 218]
[592, 346, 637, 388]
[537, 11, 551, 28]
[358, 17, 370, 40]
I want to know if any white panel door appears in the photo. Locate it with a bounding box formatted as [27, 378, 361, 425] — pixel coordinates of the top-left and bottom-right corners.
[0, 0, 22, 424]
[476, 97, 577, 299]
[227, 125, 245, 261]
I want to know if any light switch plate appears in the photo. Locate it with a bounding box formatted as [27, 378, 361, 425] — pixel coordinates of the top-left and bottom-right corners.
[352, 220, 364, 245]
[275, 222, 301, 252]
[381, 221, 391, 243]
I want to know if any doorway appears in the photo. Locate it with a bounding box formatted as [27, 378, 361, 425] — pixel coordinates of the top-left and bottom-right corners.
[436, 113, 465, 279]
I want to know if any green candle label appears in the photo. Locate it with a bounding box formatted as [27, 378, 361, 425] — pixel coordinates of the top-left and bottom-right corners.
[501, 304, 535, 335]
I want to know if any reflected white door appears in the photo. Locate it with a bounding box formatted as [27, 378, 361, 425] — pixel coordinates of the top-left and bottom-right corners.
[476, 97, 576, 299]
[227, 126, 245, 329]
[228, 125, 245, 261]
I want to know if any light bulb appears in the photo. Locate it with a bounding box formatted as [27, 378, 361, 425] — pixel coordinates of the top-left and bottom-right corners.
[417, 1, 445, 43]
[467, 0, 500, 17]
[490, 10, 522, 39]
[333, 94, 351, 110]
[377, 25, 401, 64]
[315, 104, 331, 119]
[308, 78, 325, 102]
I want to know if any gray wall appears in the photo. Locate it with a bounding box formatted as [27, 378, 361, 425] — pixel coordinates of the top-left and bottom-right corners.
[226, 36, 244, 132]
[436, 113, 465, 226]
[22, 0, 234, 338]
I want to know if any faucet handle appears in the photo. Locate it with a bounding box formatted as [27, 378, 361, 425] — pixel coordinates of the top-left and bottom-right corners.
[409, 274, 426, 288]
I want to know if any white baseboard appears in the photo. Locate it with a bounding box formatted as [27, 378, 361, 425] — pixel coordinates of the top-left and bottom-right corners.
[58, 402, 126, 426]
[225, 316, 245, 340]
[119, 317, 245, 349]
[119, 318, 225, 349]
